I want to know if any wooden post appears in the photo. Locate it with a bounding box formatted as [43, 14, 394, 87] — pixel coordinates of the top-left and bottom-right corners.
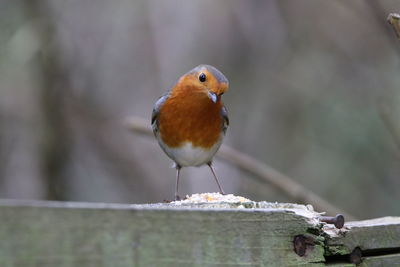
[0, 199, 399, 266]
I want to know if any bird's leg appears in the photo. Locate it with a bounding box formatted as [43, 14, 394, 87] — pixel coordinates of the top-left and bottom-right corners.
[175, 164, 182, 201]
[207, 162, 225, 195]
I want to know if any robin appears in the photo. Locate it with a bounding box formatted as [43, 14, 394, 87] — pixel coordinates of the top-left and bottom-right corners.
[151, 65, 229, 200]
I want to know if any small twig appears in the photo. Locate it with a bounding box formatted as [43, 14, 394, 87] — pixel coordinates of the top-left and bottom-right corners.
[124, 116, 356, 220]
[379, 12, 400, 154]
[387, 13, 400, 38]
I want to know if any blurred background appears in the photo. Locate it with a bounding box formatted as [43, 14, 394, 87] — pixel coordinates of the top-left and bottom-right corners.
[1, 0, 400, 219]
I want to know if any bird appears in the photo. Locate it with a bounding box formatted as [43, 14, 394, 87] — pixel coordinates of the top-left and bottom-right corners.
[151, 65, 229, 200]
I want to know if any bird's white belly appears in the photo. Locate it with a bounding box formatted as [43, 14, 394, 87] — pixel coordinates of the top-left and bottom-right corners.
[159, 139, 222, 167]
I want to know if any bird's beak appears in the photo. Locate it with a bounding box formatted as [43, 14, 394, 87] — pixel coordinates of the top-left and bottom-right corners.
[208, 91, 218, 103]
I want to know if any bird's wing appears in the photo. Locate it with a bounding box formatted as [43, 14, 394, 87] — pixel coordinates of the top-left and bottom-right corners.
[221, 105, 229, 135]
[151, 93, 169, 135]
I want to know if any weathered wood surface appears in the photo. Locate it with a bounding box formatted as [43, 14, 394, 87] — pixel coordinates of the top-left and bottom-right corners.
[0, 199, 399, 267]
[324, 217, 400, 267]
[325, 217, 400, 253]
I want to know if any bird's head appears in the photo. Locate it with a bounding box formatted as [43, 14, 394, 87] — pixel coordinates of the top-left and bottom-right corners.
[178, 65, 229, 103]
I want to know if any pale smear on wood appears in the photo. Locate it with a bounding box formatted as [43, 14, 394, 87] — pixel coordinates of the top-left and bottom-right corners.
[174, 192, 251, 204]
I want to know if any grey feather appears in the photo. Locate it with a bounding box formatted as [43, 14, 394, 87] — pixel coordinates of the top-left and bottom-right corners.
[221, 105, 229, 134]
[151, 93, 169, 135]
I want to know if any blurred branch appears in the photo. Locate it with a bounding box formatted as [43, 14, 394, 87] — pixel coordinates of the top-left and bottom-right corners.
[124, 116, 356, 220]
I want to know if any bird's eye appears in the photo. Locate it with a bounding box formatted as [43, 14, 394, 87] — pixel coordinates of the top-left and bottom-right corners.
[199, 73, 206, 82]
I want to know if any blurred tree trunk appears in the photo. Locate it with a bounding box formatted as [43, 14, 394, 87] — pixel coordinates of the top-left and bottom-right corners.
[22, 0, 71, 200]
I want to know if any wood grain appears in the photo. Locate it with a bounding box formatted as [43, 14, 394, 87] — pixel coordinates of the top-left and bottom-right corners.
[0, 199, 399, 266]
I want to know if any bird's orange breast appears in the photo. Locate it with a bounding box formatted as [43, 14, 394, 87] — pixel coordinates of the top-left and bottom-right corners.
[158, 88, 223, 149]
